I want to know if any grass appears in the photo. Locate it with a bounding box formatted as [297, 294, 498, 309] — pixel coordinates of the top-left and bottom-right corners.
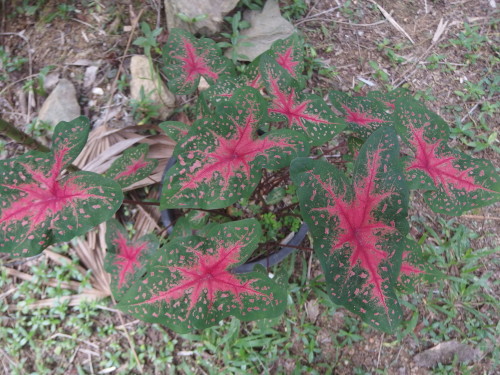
[2, 220, 497, 374]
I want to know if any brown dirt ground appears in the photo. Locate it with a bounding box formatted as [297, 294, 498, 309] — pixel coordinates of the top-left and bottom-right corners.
[0, 0, 498, 374]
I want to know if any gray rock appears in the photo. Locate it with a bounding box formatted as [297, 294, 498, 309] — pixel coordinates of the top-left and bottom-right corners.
[414, 340, 483, 368]
[229, 0, 295, 61]
[38, 78, 81, 126]
[130, 55, 175, 120]
[164, 0, 239, 35]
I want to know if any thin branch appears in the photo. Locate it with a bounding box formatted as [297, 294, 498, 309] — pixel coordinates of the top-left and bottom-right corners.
[0, 116, 49, 152]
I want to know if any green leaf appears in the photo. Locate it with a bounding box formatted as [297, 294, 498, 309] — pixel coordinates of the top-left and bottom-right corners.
[329, 91, 393, 139]
[0, 117, 123, 257]
[117, 219, 287, 333]
[394, 96, 500, 214]
[105, 219, 159, 300]
[291, 127, 410, 332]
[260, 54, 345, 146]
[159, 121, 191, 143]
[107, 144, 158, 188]
[162, 28, 234, 95]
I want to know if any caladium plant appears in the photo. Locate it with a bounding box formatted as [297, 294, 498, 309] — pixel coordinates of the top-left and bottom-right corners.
[116, 219, 287, 333]
[0, 117, 123, 257]
[1, 28, 499, 336]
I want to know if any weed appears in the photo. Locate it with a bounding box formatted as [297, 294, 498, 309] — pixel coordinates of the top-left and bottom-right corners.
[176, 12, 208, 24]
[133, 22, 162, 57]
[0, 47, 28, 81]
[218, 11, 252, 64]
[129, 86, 160, 125]
[43, 3, 77, 23]
[368, 60, 389, 82]
[282, 0, 308, 21]
[12, 0, 47, 17]
[238, 0, 264, 10]
[22, 65, 55, 96]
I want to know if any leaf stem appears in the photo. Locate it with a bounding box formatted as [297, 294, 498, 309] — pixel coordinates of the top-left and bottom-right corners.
[123, 199, 160, 207]
[0, 116, 50, 152]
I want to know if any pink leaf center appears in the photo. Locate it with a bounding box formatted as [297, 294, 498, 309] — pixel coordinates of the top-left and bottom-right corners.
[180, 106, 292, 192]
[177, 38, 219, 82]
[406, 125, 488, 195]
[113, 232, 148, 288]
[115, 154, 150, 180]
[311, 150, 396, 311]
[275, 47, 299, 77]
[140, 241, 265, 314]
[268, 76, 329, 133]
[0, 147, 106, 238]
[342, 105, 388, 127]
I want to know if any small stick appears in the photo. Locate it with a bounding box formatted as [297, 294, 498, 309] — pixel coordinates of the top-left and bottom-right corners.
[0, 116, 49, 152]
[123, 199, 160, 207]
[461, 214, 500, 221]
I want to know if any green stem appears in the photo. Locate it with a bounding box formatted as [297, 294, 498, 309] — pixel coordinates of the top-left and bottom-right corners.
[0, 116, 49, 152]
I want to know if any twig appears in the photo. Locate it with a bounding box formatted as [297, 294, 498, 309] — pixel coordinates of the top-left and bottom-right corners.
[0, 116, 49, 152]
[294, 7, 339, 26]
[111, 295, 143, 373]
[461, 214, 500, 221]
[461, 102, 480, 123]
[100, 7, 144, 128]
[394, 18, 448, 87]
[369, 0, 415, 44]
[123, 199, 160, 207]
[376, 333, 385, 368]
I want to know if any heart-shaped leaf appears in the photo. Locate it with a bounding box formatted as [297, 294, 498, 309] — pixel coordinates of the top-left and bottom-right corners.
[291, 127, 410, 332]
[329, 91, 393, 139]
[117, 219, 287, 333]
[268, 33, 305, 86]
[0, 117, 123, 257]
[162, 28, 234, 95]
[105, 219, 159, 300]
[161, 87, 309, 209]
[394, 97, 500, 214]
[261, 55, 345, 145]
[107, 144, 158, 188]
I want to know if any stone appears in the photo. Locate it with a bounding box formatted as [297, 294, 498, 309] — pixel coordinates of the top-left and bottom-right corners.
[229, 0, 295, 61]
[38, 78, 81, 126]
[130, 55, 176, 120]
[414, 340, 483, 368]
[164, 0, 239, 35]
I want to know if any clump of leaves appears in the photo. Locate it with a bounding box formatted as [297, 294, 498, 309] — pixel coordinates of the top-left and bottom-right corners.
[2, 28, 499, 336]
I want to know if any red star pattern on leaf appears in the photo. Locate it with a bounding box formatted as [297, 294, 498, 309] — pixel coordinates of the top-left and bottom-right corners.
[311, 150, 396, 310]
[406, 126, 487, 195]
[180, 107, 292, 192]
[342, 105, 388, 127]
[113, 232, 148, 288]
[275, 47, 299, 77]
[268, 76, 329, 133]
[141, 241, 265, 313]
[114, 154, 149, 180]
[177, 37, 219, 82]
[0, 147, 104, 239]
[398, 251, 424, 278]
